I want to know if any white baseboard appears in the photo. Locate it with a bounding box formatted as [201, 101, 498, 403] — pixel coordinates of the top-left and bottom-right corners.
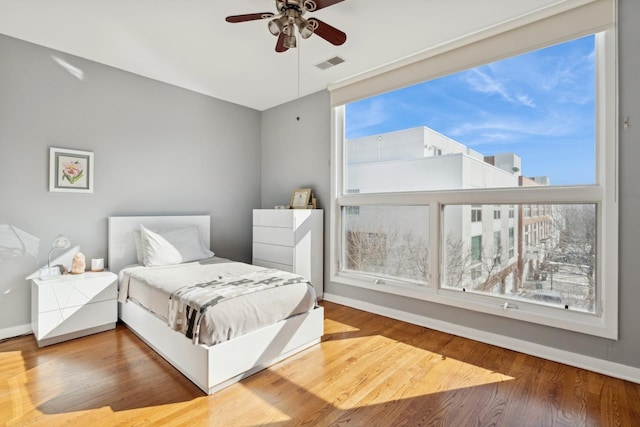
[324, 292, 640, 385]
[0, 323, 32, 341]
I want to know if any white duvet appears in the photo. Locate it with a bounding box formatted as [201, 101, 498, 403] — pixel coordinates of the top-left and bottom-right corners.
[118, 257, 317, 345]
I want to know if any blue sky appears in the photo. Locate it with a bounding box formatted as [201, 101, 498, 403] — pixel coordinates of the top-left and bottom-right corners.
[345, 35, 596, 186]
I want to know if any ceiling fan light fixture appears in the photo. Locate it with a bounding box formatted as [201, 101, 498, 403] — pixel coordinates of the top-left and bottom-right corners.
[295, 17, 314, 39]
[284, 34, 297, 48]
[268, 17, 284, 36]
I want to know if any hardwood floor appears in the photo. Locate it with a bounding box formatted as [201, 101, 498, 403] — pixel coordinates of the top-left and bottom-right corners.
[1, 301, 639, 426]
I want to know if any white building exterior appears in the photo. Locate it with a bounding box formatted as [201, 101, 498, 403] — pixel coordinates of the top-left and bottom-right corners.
[344, 126, 527, 292]
[346, 126, 520, 192]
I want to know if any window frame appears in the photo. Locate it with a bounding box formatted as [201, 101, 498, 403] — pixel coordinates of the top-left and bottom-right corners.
[329, 2, 618, 339]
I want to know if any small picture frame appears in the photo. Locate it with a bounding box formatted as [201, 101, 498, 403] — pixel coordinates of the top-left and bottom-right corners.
[49, 147, 94, 193]
[290, 188, 312, 209]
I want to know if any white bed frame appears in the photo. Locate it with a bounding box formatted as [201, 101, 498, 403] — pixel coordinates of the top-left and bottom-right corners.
[108, 215, 324, 395]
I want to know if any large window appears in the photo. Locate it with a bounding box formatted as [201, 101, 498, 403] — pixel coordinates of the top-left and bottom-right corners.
[331, 1, 617, 338]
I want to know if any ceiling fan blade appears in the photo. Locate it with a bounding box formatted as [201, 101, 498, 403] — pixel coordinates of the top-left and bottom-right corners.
[225, 12, 274, 23]
[308, 18, 347, 46]
[275, 33, 289, 52]
[303, 0, 345, 12]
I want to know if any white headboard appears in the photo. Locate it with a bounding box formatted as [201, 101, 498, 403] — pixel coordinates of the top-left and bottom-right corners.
[107, 215, 211, 273]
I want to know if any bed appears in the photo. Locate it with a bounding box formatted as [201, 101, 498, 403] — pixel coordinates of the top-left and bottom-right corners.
[108, 215, 324, 395]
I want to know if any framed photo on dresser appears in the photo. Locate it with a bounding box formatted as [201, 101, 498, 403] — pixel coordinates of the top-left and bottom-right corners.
[290, 188, 312, 209]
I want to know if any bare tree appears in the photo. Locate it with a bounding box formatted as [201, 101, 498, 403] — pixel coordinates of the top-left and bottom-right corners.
[475, 246, 505, 292]
[344, 216, 429, 283]
[444, 233, 472, 288]
[374, 228, 430, 282]
[525, 204, 597, 311]
[346, 229, 388, 273]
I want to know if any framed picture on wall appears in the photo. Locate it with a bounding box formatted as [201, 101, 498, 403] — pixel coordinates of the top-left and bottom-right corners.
[290, 188, 312, 209]
[49, 147, 94, 193]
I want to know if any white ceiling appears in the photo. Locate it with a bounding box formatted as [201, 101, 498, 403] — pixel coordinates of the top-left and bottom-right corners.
[0, 0, 587, 111]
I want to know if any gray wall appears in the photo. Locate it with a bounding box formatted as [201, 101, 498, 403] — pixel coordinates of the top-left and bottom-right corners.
[614, 0, 640, 367]
[260, 90, 331, 211]
[261, 90, 332, 294]
[260, 0, 640, 370]
[0, 35, 261, 333]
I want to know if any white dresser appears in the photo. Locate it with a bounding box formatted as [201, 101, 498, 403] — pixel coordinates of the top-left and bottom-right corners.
[31, 271, 118, 347]
[253, 209, 323, 298]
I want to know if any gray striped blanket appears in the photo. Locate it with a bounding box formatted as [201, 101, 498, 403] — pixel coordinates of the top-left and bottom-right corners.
[167, 268, 311, 344]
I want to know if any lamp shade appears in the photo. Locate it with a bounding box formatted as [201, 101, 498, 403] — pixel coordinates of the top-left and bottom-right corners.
[284, 34, 297, 48]
[295, 17, 314, 39]
[52, 234, 71, 250]
[269, 16, 288, 36]
[48, 234, 71, 268]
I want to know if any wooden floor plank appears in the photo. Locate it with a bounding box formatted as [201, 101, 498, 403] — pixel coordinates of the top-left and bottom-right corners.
[1, 301, 639, 426]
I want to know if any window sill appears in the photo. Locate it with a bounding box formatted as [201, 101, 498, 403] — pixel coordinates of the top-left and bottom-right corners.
[331, 271, 617, 340]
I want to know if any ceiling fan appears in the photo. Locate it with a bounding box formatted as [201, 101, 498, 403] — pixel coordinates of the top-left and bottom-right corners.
[225, 0, 347, 53]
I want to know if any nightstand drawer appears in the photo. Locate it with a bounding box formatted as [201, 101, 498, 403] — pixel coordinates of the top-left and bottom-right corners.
[65, 274, 118, 304]
[37, 300, 116, 340]
[37, 278, 117, 313]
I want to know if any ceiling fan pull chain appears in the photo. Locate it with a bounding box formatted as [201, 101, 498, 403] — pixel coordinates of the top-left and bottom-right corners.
[297, 32, 301, 121]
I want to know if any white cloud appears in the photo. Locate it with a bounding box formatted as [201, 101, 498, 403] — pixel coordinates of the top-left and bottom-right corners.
[461, 68, 536, 109]
[480, 132, 512, 142]
[539, 47, 595, 101]
[347, 98, 390, 133]
[516, 94, 536, 108]
[463, 69, 511, 100]
[448, 114, 579, 143]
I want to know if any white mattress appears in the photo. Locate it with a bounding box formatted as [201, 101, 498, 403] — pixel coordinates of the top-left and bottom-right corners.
[118, 257, 316, 345]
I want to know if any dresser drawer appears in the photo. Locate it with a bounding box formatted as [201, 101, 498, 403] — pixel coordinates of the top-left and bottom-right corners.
[253, 242, 294, 266]
[253, 209, 294, 228]
[252, 259, 294, 273]
[253, 226, 294, 247]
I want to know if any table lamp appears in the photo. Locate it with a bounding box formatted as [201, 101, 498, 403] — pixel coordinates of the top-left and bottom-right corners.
[39, 234, 71, 280]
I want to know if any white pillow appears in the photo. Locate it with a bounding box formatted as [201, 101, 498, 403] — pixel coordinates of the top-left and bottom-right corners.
[132, 230, 144, 264]
[139, 224, 214, 267]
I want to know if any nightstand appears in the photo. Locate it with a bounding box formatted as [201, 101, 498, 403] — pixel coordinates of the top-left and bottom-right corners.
[31, 271, 118, 347]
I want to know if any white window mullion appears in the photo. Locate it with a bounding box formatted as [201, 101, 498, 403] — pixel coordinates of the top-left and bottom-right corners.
[429, 202, 442, 291]
[338, 186, 603, 207]
[330, 106, 345, 279]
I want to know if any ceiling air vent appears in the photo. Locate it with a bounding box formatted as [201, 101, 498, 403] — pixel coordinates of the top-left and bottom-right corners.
[315, 56, 346, 70]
